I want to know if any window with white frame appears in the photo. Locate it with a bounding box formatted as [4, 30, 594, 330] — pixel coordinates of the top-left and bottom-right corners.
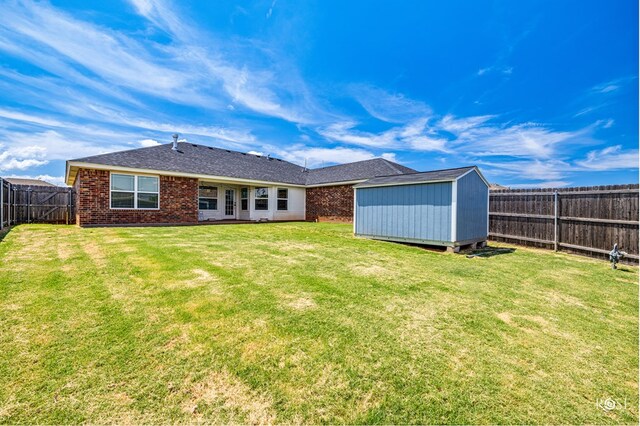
[277, 188, 288, 211]
[240, 188, 248, 211]
[199, 185, 218, 210]
[111, 173, 159, 209]
[255, 187, 268, 210]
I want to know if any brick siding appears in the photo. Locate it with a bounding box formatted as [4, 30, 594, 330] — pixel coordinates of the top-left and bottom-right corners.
[74, 168, 198, 226]
[305, 184, 354, 222]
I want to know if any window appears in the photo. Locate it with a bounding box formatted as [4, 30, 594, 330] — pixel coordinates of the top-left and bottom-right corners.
[255, 187, 268, 210]
[111, 173, 159, 209]
[277, 188, 288, 211]
[241, 188, 248, 211]
[199, 185, 218, 210]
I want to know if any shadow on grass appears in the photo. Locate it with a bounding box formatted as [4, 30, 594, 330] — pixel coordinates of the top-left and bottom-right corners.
[467, 246, 516, 258]
[0, 226, 12, 243]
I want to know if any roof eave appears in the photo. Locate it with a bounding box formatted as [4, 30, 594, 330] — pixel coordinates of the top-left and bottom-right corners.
[66, 161, 308, 187]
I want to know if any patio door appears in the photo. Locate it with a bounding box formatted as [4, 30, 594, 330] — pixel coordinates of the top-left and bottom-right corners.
[224, 189, 236, 218]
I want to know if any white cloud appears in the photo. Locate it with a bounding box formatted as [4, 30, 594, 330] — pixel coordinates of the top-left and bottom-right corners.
[439, 114, 494, 133]
[381, 152, 398, 162]
[351, 85, 431, 123]
[509, 181, 571, 188]
[452, 122, 586, 159]
[481, 159, 571, 181]
[319, 119, 449, 152]
[276, 146, 380, 168]
[247, 150, 264, 156]
[0, 143, 48, 171]
[0, 158, 48, 171]
[127, 0, 333, 124]
[266, 0, 277, 19]
[477, 66, 513, 76]
[0, 2, 207, 104]
[575, 145, 639, 171]
[139, 139, 160, 147]
[0, 130, 129, 161]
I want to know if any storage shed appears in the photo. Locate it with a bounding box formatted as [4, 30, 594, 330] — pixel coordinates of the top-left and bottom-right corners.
[353, 166, 489, 251]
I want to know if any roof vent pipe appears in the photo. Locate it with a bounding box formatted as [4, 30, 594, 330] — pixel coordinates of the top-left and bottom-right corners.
[172, 133, 179, 151]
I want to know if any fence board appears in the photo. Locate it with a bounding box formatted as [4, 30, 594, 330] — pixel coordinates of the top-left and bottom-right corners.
[0, 180, 75, 225]
[490, 184, 639, 263]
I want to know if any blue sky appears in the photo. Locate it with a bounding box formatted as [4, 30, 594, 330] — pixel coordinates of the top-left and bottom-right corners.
[0, 0, 637, 187]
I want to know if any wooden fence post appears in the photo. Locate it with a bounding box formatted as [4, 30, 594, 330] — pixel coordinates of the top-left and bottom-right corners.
[27, 187, 31, 224]
[553, 190, 558, 252]
[67, 188, 71, 225]
[0, 177, 4, 231]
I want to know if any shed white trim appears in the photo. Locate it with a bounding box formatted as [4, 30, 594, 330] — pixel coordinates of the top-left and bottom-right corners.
[451, 180, 458, 242]
[352, 187, 357, 232]
[456, 167, 490, 187]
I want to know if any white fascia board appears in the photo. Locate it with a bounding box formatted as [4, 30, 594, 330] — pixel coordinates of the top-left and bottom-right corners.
[65, 161, 71, 185]
[451, 180, 458, 242]
[455, 167, 490, 187]
[66, 161, 307, 188]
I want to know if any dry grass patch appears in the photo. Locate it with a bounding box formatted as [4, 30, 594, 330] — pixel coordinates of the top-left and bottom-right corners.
[185, 370, 276, 425]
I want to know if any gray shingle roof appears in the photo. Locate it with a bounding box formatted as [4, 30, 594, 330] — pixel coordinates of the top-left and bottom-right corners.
[305, 158, 416, 185]
[353, 166, 478, 188]
[69, 142, 416, 186]
[4, 178, 56, 187]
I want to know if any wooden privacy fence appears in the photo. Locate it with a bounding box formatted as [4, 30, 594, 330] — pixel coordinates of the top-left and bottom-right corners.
[489, 184, 639, 262]
[0, 178, 75, 229]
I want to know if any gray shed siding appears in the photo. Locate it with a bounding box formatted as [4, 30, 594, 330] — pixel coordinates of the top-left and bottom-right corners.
[455, 170, 489, 242]
[355, 182, 452, 243]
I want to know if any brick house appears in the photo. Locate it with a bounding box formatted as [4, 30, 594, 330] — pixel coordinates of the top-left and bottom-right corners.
[65, 138, 416, 226]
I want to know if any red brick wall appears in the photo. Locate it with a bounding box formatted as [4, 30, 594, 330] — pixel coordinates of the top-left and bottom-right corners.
[305, 184, 354, 222]
[74, 168, 198, 226]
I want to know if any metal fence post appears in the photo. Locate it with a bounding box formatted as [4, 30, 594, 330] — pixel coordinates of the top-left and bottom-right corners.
[553, 190, 558, 252]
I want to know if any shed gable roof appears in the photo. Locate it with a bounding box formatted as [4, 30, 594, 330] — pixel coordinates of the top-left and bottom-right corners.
[353, 166, 488, 188]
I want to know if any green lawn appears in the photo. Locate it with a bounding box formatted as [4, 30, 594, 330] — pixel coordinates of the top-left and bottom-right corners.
[0, 223, 637, 424]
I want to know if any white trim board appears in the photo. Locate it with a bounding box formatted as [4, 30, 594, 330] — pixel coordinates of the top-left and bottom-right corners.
[451, 180, 458, 242]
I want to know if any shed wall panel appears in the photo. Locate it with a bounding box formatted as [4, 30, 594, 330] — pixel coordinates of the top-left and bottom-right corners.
[355, 182, 452, 243]
[456, 170, 489, 242]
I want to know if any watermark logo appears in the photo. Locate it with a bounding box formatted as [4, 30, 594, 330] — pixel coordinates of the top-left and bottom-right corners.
[596, 397, 627, 412]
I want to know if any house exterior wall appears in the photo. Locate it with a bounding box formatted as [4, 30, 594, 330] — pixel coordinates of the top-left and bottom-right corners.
[455, 170, 489, 242]
[74, 168, 198, 226]
[198, 184, 305, 221]
[355, 182, 453, 244]
[273, 186, 305, 221]
[305, 184, 354, 222]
